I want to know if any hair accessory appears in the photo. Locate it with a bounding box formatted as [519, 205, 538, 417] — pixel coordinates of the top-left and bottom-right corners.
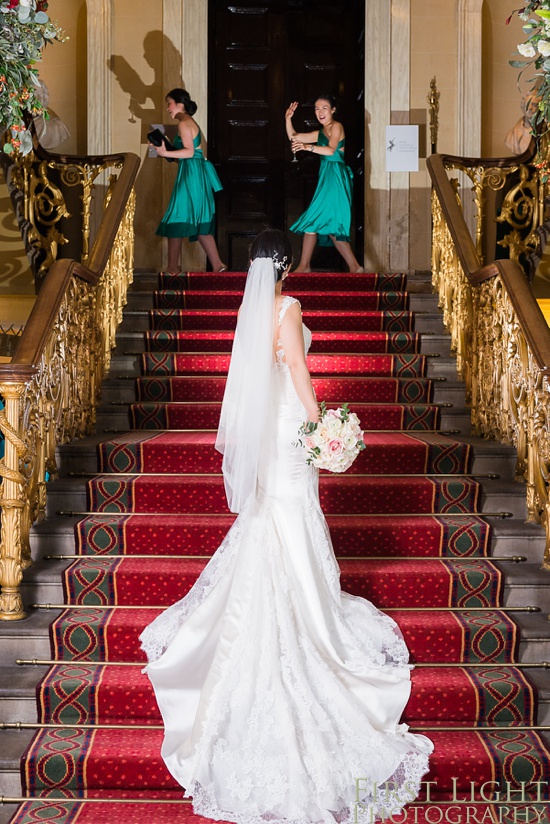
[272, 252, 288, 273]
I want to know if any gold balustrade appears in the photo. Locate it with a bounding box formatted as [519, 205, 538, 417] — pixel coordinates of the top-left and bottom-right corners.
[430, 139, 548, 273]
[0, 147, 139, 619]
[428, 150, 550, 570]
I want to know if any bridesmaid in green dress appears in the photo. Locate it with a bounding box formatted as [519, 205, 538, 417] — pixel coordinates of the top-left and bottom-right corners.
[151, 89, 227, 274]
[285, 95, 363, 273]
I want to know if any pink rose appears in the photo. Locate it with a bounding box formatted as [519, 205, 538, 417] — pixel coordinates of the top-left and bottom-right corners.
[328, 438, 344, 456]
[325, 408, 340, 420]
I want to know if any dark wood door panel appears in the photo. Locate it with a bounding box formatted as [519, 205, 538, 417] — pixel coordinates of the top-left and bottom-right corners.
[209, 0, 364, 270]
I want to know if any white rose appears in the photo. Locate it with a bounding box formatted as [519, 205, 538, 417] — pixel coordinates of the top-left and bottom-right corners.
[343, 434, 357, 450]
[327, 418, 343, 435]
[518, 42, 537, 57]
[539, 40, 550, 56]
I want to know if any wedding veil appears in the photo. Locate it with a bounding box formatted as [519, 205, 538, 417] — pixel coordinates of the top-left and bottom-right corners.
[215, 257, 277, 513]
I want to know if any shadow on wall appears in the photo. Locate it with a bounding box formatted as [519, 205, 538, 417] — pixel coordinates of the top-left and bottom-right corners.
[108, 30, 184, 141]
[108, 31, 186, 270]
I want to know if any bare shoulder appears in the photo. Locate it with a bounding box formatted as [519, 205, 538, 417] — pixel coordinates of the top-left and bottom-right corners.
[279, 295, 302, 326]
[333, 120, 344, 139]
[178, 117, 198, 141]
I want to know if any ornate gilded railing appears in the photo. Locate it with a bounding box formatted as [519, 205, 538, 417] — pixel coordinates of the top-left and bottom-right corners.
[428, 150, 550, 570]
[433, 140, 547, 276]
[1, 139, 133, 288]
[0, 147, 139, 620]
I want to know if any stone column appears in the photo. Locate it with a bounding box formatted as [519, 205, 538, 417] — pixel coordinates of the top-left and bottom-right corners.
[364, 0, 391, 270]
[457, 0, 483, 235]
[364, 0, 412, 271]
[389, 0, 411, 271]
[87, 0, 113, 155]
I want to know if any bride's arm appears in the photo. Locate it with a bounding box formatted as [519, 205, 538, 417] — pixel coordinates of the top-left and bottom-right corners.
[278, 302, 319, 423]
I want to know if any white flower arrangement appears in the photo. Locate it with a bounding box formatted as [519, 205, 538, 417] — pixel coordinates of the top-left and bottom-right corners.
[508, 2, 550, 132]
[296, 402, 366, 473]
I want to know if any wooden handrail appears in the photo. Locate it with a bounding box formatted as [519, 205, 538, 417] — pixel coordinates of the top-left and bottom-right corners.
[427, 153, 481, 276]
[433, 139, 536, 170]
[5, 259, 75, 372]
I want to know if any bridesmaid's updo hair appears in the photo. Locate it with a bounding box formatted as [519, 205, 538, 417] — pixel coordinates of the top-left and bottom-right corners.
[249, 229, 293, 282]
[315, 92, 337, 111]
[166, 88, 198, 116]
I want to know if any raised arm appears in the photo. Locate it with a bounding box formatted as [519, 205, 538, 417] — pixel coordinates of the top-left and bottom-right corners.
[285, 101, 319, 144]
[278, 302, 319, 423]
[154, 120, 197, 160]
[292, 120, 343, 158]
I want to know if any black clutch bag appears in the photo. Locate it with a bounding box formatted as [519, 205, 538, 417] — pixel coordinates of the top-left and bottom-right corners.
[147, 128, 177, 162]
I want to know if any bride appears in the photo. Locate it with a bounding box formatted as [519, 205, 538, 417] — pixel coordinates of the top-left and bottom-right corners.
[140, 229, 433, 823]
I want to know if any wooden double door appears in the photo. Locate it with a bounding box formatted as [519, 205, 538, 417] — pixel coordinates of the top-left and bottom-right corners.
[208, 0, 365, 270]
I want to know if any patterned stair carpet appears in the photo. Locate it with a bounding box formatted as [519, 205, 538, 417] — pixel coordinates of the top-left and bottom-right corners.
[9, 270, 550, 823]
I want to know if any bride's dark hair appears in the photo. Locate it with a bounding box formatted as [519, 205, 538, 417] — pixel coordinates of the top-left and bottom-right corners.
[166, 88, 198, 116]
[249, 229, 293, 281]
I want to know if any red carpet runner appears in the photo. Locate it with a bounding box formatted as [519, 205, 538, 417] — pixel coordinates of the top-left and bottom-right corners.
[9, 271, 550, 823]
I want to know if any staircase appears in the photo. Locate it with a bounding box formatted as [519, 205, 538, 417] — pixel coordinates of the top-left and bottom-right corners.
[1, 269, 549, 824]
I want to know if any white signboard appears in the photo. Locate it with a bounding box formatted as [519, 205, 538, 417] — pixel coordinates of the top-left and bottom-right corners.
[385, 125, 419, 172]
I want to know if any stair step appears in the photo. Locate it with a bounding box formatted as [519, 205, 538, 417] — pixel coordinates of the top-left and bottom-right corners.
[1, 663, 547, 725]
[107, 351, 458, 379]
[119, 309, 447, 335]
[122, 290, 442, 313]
[97, 377, 468, 406]
[55, 433, 518, 480]
[0, 729, 35, 797]
[3, 728, 550, 800]
[28, 514, 547, 564]
[16, 557, 549, 610]
[42, 475, 528, 519]
[2, 609, 548, 666]
[94, 404, 473, 436]
[0, 610, 60, 665]
[112, 330, 452, 357]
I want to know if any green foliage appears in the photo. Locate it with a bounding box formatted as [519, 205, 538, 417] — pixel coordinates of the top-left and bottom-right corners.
[0, 1, 63, 155]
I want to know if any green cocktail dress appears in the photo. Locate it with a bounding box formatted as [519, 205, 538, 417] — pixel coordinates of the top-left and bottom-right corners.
[290, 131, 354, 247]
[156, 131, 223, 241]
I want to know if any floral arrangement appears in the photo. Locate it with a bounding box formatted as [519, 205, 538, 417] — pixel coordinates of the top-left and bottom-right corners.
[297, 402, 366, 473]
[0, 0, 63, 155]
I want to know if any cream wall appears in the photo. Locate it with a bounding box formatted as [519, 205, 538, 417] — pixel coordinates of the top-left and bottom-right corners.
[111, 2, 165, 269]
[38, 0, 87, 155]
[482, 0, 526, 156]
[409, 0, 459, 269]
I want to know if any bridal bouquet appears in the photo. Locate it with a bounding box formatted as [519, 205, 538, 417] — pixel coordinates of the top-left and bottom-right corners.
[297, 402, 365, 472]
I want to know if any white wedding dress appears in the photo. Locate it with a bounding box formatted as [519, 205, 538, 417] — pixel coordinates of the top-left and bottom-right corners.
[140, 295, 433, 823]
